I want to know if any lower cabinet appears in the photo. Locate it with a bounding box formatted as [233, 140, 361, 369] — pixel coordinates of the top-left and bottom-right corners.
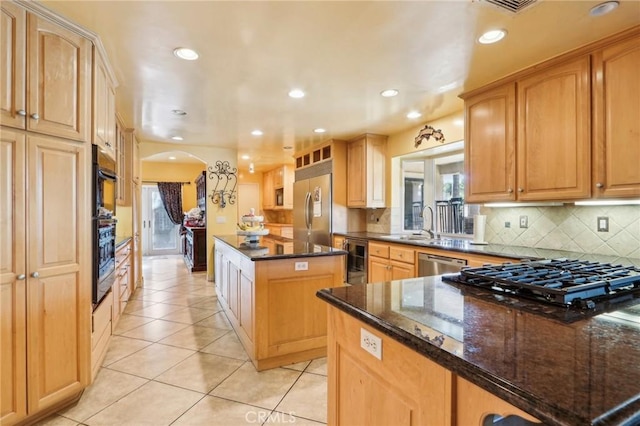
[215, 240, 345, 370]
[112, 240, 132, 326]
[183, 227, 207, 272]
[90, 291, 112, 380]
[327, 305, 542, 426]
[368, 241, 415, 283]
[328, 307, 453, 425]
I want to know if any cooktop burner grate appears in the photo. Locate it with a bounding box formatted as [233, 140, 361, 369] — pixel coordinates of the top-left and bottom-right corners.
[451, 259, 640, 308]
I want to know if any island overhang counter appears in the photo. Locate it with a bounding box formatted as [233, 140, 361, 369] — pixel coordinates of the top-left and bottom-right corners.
[214, 235, 347, 371]
[317, 274, 640, 426]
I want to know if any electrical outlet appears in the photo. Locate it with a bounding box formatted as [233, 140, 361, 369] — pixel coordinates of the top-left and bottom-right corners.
[294, 261, 308, 271]
[505, 221, 511, 228]
[360, 328, 382, 360]
[597, 216, 609, 232]
[519, 215, 528, 228]
[216, 216, 226, 224]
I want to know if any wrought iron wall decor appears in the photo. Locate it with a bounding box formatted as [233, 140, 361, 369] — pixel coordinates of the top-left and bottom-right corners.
[208, 160, 237, 208]
[414, 124, 445, 148]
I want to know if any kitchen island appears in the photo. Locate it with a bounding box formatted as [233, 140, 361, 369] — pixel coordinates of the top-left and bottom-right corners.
[317, 272, 640, 425]
[214, 235, 347, 371]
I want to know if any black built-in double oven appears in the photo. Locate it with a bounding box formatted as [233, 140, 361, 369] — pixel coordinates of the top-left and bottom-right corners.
[92, 145, 118, 306]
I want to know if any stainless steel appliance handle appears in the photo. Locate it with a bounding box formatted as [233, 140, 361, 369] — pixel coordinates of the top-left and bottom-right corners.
[304, 192, 312, 232]
[422, 253, 467, 267]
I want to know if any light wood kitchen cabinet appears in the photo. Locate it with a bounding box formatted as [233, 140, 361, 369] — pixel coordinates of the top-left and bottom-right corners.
[115, 116, 133, 205]
[112, 241, 132, 327]
[93, 47, 116, 159]
[332, 235, 346, 250]
[592, 34, 640, 198]
[90, 289, 112, 380]
[456, 377, 541, 426]
[0, 3, 91, 142]
[327, 307, 453, 426]
[464, 56, 591, 202]
[516, 56, 591, 201]
[464, 84, 516, 203]
[1, 129, 91, 425]
[368, 241, 415, 283]
[347, 134, 387, 208]
[262, 169, 275, 210]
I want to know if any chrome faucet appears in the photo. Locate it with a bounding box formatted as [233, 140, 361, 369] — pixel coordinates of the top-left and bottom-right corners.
[422, 205, 437, 239]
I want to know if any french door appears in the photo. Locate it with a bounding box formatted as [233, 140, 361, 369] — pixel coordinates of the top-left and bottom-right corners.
[142, 185, 181, 255]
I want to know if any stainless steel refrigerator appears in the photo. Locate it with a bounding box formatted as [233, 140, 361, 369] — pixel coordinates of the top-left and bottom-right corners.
[293, 174, 332, 246]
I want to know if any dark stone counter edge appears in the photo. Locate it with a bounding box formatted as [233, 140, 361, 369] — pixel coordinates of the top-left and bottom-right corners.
[316, 288, 640, 426]
[214, 236, 347, 261]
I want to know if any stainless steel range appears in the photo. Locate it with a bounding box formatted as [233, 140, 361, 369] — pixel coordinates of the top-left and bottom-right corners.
[443, 259, 640, 319]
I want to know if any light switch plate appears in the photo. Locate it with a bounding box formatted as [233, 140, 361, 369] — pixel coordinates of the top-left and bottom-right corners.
[216, 216, 226, 224]
[360, 328, 382, 360]
[294, 261, 308, 271]
[597, 216, 609, 232]
[519, 215, 528, 228]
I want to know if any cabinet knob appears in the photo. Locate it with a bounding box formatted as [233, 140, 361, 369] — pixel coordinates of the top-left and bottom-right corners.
[31, 272, 39, 278]
[507, 188, 513, 194]
[17, 109, 27, 116]
[30, 113, 39, 120]
[596, 182, 603, 188]
[517, 188, 524, 193]
[17, 274, 26, 280]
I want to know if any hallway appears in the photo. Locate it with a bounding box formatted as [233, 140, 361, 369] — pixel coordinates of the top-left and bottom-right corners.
[40, 255, 327, 425]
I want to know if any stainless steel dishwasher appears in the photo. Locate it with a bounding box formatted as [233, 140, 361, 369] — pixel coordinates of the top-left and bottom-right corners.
[417, 253, 467, 276]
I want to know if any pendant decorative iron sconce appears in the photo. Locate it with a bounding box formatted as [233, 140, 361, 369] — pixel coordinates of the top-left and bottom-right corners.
[414, 124, 445, 148]
[208, 160, 237, 208]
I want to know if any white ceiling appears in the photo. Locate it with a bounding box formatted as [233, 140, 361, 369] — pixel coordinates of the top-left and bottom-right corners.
[39, 0, 640, 171]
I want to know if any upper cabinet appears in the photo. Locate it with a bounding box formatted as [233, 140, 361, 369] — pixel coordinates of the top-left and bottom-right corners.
[93, 47, 116, 159]
[347, 134, 387, 208]
[1, 3, 91, 142]
[262, 165, 294, 210]
[115, 116, 133, 206]
[516, 56, 591, 201]
[592, 35, 640, 198]
[462, 28, 640, 203]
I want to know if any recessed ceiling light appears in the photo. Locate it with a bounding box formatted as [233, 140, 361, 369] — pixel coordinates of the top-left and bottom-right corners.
[288, 89, 305, 98]
[173, 47, 199, 60]
[380, 89, 399, 97]
[478, 29, 507, 44]
[314, 128, 326, 133]
[251, 130, 263, 136]
[171, 136, 183, 141]
[168, 156, 176, 160]
[407, 111, 422, 119]
[590, 1, 619, 16]
[453, 119, 464, 127]
[172, 109, 187, 116]
[241, 154, 250, 160]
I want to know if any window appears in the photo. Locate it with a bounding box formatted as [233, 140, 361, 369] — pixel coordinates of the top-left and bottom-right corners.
[401, 151, 477, 236]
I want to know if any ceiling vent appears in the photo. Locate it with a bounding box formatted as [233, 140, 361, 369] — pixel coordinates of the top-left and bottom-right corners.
[481, 0, 538, 13]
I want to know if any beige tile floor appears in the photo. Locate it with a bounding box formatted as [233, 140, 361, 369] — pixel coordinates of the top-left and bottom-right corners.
[38, 255, 327, 426]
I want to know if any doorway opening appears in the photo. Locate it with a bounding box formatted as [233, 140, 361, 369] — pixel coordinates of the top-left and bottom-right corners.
[141, 185, 181, 255]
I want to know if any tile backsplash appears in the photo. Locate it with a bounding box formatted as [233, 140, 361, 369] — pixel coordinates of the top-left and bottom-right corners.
[482, 205, 640, 259]
[372, 204, 640, 259]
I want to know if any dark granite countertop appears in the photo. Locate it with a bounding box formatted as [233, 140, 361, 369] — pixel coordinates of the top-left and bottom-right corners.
[317, 276, 640, 425]
[334, 232, 640, 267]
[214, 235, 346, 261]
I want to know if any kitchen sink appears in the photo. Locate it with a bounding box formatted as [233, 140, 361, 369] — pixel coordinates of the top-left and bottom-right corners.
[378, 234, 444, 244]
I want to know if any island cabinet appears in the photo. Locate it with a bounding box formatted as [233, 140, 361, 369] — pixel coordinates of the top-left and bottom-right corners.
[327, 307, 454, 426]
[347, 134, 387, 208]
[592, 34, 640, 199]
[0, 2, 92, 142]
[214, 236, 346, 371]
